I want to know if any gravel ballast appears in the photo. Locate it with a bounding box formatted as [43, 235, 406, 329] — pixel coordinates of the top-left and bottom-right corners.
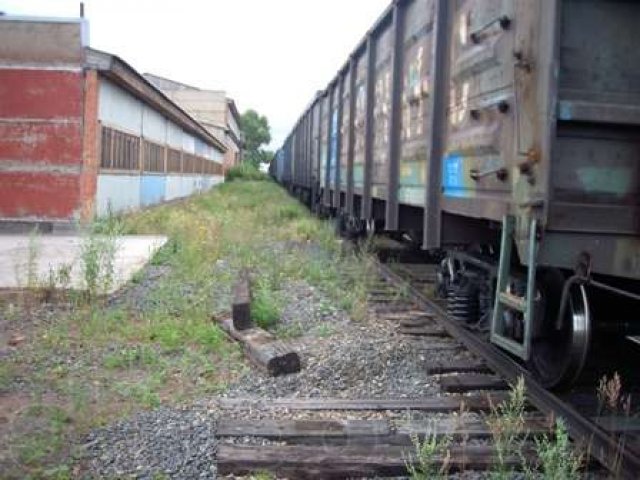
[81, 267, 483, 479]
[84, 405, 218, 479]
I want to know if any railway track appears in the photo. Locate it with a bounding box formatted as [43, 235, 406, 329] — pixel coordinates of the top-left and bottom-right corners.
[377, 255, 640, 479]
[216, 251, 639, 478]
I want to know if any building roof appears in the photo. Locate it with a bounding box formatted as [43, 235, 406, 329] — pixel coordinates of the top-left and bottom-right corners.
[85, 48, 227, 153]
[142, 72, 204, 92]
[144, 72, 244, 150]
[227, 98, 241, 125]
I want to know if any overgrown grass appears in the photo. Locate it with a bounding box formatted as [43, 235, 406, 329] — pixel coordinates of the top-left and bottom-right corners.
[3, 178, 373, 478]
[225, 162, 270, 182]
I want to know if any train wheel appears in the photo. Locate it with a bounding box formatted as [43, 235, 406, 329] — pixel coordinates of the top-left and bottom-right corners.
[528, 269, 591, 389]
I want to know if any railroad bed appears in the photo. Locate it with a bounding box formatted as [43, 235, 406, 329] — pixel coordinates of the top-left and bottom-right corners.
[81, 244, 638, 478]
[377, 257, 640, 478]
[213, 258, 640, 478]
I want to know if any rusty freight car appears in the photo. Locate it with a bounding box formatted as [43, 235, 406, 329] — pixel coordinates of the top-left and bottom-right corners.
[275, 0, 640, 389]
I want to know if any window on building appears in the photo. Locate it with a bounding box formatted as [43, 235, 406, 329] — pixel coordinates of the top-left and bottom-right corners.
[205, 160, 222, 175]
[100, 126, 140, 171]
[143, 140, 165, 173]
[167, 148, 182, 173]
[183, 153, 197, 174]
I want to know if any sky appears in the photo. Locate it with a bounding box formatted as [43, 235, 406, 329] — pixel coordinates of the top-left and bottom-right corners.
[0, 0, 391, 149]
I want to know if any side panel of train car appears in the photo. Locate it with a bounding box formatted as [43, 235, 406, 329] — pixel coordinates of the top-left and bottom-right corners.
[281, 0, 640, 388]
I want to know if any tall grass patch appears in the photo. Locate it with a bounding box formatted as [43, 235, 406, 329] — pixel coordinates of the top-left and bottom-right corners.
[7, 178, 373, 477]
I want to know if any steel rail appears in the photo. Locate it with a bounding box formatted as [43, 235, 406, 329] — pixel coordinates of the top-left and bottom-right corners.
[375, 260, 640, 479]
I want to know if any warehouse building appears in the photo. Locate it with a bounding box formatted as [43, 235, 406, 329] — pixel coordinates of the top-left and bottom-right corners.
[0, 16, 226, 229]
[144, 73, 243, 172]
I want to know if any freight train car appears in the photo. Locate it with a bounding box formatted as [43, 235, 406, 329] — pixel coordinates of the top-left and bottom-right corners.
[276, 0, 640, 389]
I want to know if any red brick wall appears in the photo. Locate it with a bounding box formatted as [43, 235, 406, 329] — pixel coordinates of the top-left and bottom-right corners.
[0, 69, 85, 221]
[79, 70, 99, 223]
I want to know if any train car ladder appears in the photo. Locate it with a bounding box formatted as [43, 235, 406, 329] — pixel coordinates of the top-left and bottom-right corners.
[491, 215, 538, 360]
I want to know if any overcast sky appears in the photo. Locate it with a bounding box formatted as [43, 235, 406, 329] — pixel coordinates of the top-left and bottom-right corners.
[1, 0, 390, 148]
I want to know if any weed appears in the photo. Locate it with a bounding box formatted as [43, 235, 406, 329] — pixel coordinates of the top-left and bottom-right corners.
[276, 322, 304, 339]
[191, 323, 225, 351]
[130, 269, 145, 285]
[251, 281, 281, 329]
[92, 208, 125, 235]
[80, 223, 119, 301]
[0, 361, 15, 391]
[150, 320, 185, 351]
[103, 345, 160, 369]
[405, 425, 451, 480]
[596, 372, 632, 477]
[150, 237, 180, 266]
[64, 380, 90, 419]
[27, 227, 41, 289]
[535, 418, 582, 480]
[597, 372, 625, 414]
[40, 262, 74, 302]
[276, 204, 303, 222]
[486, 377, 528, 480]
[14, 404, 71, 468]
[11, 228, 41, 313]
[115, 374, 164, 409]
[314, 323, 335, 338]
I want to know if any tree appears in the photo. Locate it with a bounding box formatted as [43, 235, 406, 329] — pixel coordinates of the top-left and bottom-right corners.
[240, 109, 272, 167]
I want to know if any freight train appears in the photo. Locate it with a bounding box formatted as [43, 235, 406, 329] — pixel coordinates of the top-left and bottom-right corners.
[271, 0, 640, 389]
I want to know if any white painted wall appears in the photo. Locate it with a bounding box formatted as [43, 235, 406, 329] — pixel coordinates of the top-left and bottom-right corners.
[166, 121, 183, 149]
[98, 78, 143, 134]
[99, 173, 224, 214]
[195, 137, 207, 157]
[142, 106, 167, 144]
[96, 174, 141, 216]
[182, 131, 196, 154]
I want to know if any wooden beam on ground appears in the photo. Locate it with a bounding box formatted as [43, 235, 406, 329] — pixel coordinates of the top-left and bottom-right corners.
[380, 310, 435, 320]
[397, 316, 433, 328]
[426, 359, 492, 375]
[217, 316, 300, 376]
[217, 419, 390, 443]
[374, 304, 419, 314]
[217, 416, 550, 445]
[217, 394, 509, 412]
[232, 271, 252, 330]
[217, 443, 536, 478]
[439, 374, 509, 394]
[399, 325, 448, 337]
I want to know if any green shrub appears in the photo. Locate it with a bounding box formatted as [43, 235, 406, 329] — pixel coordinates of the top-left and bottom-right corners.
[225, 163, 270, 182]
[251, 283, 281, 330]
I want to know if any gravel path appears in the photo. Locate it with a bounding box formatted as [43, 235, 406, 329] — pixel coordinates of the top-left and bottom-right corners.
[81, 265, 479, 479]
